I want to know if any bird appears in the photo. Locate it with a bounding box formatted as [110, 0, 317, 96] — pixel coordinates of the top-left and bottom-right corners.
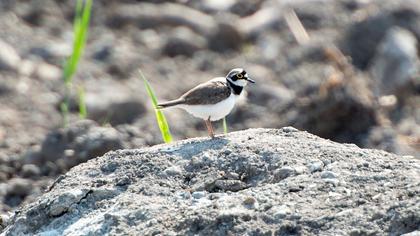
[157, 68, 255, 138]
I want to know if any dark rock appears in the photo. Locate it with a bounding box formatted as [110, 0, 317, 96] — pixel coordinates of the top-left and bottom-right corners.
[161, 27, 205, 57]
[230, 0, 263, 17]
[25, 120, 123, 171]
[3, 178, 32, 207]
[3, 129, 419, 235]
[60, 83, 147, 125]
[342, 6, 420, 70]
[20, 164, 41, 179]
[370, 27, 419, 96]
[208, 22, 243, 52]
[5, 178, 32, 197]
[107, 3, 217, 36]
[290, 71, 377, 145]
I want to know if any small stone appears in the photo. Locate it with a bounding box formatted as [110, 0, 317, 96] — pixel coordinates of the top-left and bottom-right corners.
[324, 178, 339, 186]
[273, 205, 292, 219]
[282, 127, 299, 133]
[21, 164, 41, 178]
[371, 27, 419, 95]
[35, 63, 61, 80]
[116, 177, 131, 186]
[177, 191, 191, 200]
[0, 39, 20, 71]
[6, 178, 32, 197]
[201, 0, 236, 12]
[161, 27, 205, 57]
[274, 166, 295, 181]
[321, 171, 338, 179]
[164, 166, 183, 177]
[101, 161, 118, 173]
[294, 166, 307, 175]
[309, 161, 324, 173]
[215, 180, 247, 192]
[243, 196, 256, 205]
[224, 172, 240, 180]
[18, 60, 35, 77]
[192, 191, 206, 199]
[64, 149, 75, 158]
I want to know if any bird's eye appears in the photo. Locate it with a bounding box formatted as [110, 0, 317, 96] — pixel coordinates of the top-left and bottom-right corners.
[237, 74, 243, 79]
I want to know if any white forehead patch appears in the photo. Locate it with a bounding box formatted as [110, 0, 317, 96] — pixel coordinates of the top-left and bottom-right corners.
[227, 68, 245, 77]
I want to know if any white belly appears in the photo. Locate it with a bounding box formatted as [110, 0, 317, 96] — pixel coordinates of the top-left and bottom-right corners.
[178, 94, 237, 121]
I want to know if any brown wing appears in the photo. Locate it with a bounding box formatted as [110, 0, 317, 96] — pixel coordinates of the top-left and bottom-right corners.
[181, 81, 231, 105]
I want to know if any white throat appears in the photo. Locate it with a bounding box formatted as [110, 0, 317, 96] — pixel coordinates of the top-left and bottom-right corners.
[226, 78, 247, 87]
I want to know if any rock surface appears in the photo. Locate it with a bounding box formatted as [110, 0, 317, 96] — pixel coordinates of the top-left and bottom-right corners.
[2, 128, 419, 235]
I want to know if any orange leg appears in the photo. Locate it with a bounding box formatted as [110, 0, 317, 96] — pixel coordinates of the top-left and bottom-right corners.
[204, 118, 215, 138]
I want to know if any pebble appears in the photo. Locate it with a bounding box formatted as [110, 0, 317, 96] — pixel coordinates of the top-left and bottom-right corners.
[21, 164, 41, 178]
[282, 127, 299, 133]
[34, 63, 61, 80]
[371, 27, 419, 95]
[273, 205, 292, 219]
[309, 161, 324, 173]
[242, 196, 256, 205]
[177, 191, 191, 200]
[274, 166, 295, 181]
[164, 166, 183, 177]
[192, 191, 206, 199]
[161, 27, 205, 57]
[320, 171, 338, 179]
[324, 178, 339, 186]
[294, 166, 307, 175]
[215, 179, 247, 192]
[6, 178, 32, 197]
[0, 39, 20, 71]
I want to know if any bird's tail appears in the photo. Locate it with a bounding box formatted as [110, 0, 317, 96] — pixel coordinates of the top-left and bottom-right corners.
[157, 99, 184, 109]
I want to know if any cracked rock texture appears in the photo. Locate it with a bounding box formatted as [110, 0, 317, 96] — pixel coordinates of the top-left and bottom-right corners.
[2, 128, 419, 235]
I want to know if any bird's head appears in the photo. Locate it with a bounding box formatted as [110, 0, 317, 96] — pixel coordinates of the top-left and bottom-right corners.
[226, 68, 255, 87]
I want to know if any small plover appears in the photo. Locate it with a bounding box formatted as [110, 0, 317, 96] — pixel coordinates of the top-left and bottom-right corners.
[157, 68, 255, 138]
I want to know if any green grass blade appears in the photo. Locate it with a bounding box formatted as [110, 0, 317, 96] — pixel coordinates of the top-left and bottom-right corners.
[61, 0, 92, 126]
[73, 0, 83, 33]
[78, 85, 87, 119]
[139, 69, 173, 143]
[63, 0, 92, 83]
[223, 117, 228, 134]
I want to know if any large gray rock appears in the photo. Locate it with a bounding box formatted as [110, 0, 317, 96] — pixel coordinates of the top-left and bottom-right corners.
[2, 128, 420, 235]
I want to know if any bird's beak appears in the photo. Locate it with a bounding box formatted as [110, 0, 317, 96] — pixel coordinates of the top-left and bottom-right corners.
[246, 77, 255, 83]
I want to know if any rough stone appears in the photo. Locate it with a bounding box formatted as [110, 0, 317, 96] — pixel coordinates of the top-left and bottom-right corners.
[25, 120, 123, 171]
[2, 129, 419, 235]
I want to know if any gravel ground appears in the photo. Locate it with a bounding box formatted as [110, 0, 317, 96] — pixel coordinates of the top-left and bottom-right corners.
[2, 128, 419, 235]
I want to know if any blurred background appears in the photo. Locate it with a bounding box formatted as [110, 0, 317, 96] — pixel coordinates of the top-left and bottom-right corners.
[0, 0, 419, 219]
